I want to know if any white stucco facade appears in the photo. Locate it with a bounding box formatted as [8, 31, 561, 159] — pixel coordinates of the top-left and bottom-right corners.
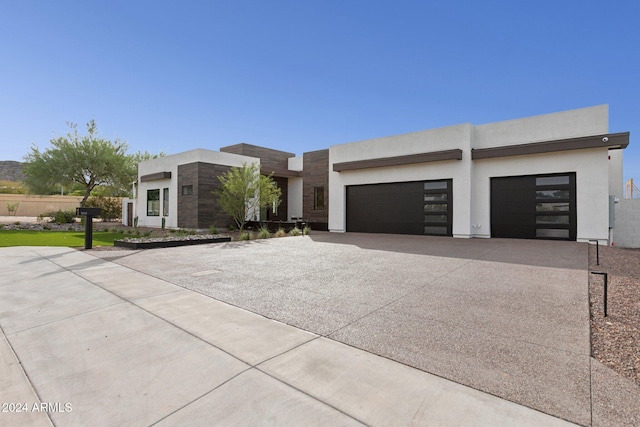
[328, 105, 624, 243]
[127, 105, 628, 243]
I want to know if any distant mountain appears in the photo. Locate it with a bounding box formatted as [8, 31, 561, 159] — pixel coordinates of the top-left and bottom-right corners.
[0, 161, 25, 182]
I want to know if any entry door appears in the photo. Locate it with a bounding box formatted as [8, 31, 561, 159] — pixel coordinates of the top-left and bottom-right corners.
[491, 173, 576, 240]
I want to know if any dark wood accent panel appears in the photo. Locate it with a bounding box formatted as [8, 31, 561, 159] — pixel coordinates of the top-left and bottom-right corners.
[220, 143, 298, 177]
[141, 171, 171, 182]
[303, 149, 329, 225]
[178, 162, 234, 229]
[197, 163, 234, 229]
[333, 149, 463, 172]
[472, 132, 629, 160]
[177, 163, 198, 228]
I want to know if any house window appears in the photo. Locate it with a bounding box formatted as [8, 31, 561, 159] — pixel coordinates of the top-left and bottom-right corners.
[147, 189, 160, 216]
[163, 188, 169, 216]
[181, 185, 193, 196]
[314, 187, 325, 210]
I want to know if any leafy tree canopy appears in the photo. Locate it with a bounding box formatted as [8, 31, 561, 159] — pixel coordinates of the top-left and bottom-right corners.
[23, 120, 164, 204]
[215, 163, 281, 231]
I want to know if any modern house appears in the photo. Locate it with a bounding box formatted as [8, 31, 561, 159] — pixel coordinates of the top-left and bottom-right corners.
[124, 105, 630, 244]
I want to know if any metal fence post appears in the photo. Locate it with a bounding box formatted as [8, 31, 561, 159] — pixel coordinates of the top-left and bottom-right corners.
[589, 240, 600, 265]
[591, 272, 608, 317]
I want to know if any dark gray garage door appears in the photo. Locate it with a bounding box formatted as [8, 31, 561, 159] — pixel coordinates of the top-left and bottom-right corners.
[346, 180, 452, 236]
[491, 173, 576, 240]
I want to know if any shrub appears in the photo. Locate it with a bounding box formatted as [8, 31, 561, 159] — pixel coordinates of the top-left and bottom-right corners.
[238, 231, 252, 241]
[40, 210, 76, 224]
[86, 196, 121, 222]
[257, 226, 271, 239]
[303, 226, 311, 235]
[209, 225, 218, 234]
[289, 227, 301, 236]
[275, 228, 286, 238]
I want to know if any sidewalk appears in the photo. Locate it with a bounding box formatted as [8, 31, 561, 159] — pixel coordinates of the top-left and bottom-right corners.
[0, 247, 575, 426]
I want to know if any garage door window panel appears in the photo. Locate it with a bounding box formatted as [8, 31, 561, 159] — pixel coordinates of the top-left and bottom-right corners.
[536, 202, 570, 211]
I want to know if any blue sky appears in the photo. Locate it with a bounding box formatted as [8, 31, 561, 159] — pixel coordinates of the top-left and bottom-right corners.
[1, 1, 638, 182]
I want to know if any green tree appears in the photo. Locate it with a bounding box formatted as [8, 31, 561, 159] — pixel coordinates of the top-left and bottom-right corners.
[23, 120, 132, 206]
[215, 163, 281, 231]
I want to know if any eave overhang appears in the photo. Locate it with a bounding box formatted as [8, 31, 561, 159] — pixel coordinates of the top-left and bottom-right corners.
[140, 171, 172, 182]
[261, 168, 302, 177]
[471, 132, 629, 160]
[333, 149, 463, 172]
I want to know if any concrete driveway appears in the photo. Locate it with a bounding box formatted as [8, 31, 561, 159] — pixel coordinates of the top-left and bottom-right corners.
[2, 233, 638, 425]
[90, 232, 639, 426]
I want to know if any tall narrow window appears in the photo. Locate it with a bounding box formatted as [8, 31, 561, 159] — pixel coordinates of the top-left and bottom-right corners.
[314, 187, 325, 210]
[163, 188, 169, 216]
[147, 189, 160, 216]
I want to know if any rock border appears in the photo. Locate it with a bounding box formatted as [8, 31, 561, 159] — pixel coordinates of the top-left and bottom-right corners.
[114, 236, 231, 249]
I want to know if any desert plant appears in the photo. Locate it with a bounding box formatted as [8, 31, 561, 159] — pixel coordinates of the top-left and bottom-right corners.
[303, 226, 311, 235]
[209, 225, 218, 234]
[6, 202, 19, 216]
[257, 226, 271, 239]
[214, 163, 281, 231]
[289, 227, 301, 236]
[238, 231, 252, 241]
[275, 228, 286, 237]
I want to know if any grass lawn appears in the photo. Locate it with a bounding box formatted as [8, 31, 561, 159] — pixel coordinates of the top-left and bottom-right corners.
[0, 230, 124, 247]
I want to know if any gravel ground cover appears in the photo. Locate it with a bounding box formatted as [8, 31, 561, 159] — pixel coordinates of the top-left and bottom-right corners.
[589, 244, 640, 386]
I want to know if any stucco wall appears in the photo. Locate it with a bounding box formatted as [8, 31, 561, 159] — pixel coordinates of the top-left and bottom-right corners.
[329, 123, 472, 234]
[473, 105, 609, 148]
[287, 176, 303, 220]
[612, 199, 640, 248]
[136, 149, 258, 228]
[329, 105, 614, 241]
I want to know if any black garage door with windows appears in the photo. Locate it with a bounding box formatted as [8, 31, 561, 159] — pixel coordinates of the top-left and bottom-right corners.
[491, 173, 576, 240]
[346, 180, 452, 236]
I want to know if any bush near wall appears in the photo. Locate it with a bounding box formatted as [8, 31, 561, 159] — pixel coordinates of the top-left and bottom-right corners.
[86, 196, 122, 221]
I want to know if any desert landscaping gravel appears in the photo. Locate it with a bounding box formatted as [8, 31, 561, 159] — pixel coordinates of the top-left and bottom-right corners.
[589, 245, 640, 386]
